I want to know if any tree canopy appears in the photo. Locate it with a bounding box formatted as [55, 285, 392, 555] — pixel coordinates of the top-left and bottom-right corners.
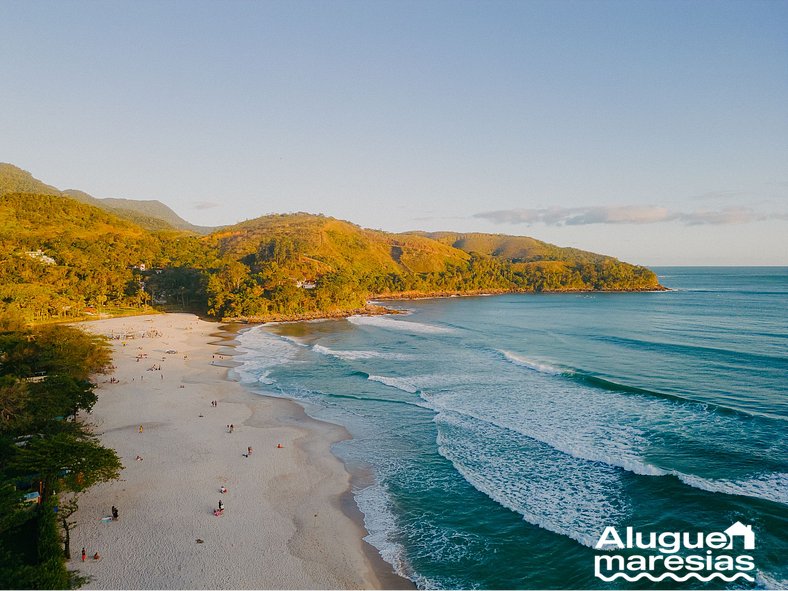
[0, 324, 121, 588]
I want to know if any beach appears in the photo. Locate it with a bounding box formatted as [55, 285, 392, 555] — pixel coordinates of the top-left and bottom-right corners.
[69, 313, 399, 589]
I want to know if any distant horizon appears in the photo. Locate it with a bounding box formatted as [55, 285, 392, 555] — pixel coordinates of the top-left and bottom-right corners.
[2, 0, 786, 265]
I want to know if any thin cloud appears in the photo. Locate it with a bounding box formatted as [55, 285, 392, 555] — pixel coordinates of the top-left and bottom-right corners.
[193, 201, 220, 210]
[474, 206, 786, 226]
[689, 190, 746, 201]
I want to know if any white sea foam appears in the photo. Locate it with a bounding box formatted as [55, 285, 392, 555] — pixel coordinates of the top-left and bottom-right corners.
[367, 375, 420, 393]
[233, 327, 304, 385]
[354, 483, 415, 584]
[426, 379, 788, 505]
[422, 385, 668, 478]
[348, 315, 455, 334]
[256, 370, 275, 385]
[368, 373, 467, 396]
[675, 471, 788, 505]
[498, 349, 564, 375]
[435, 411, 629, 548]
[312, 344, 414, 361]
[278, 334, 310, 347]
[755, 570, 788, 590]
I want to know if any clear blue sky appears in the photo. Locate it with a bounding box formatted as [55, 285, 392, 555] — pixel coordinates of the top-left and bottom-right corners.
[2, 0, 786, 265]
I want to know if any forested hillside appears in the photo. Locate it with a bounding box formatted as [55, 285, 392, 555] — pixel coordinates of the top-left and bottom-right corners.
[0, 193, 213, 322]
[202, 213, 661, 320]
[0, 164, 209, 233]
[0, 169, 662, 324]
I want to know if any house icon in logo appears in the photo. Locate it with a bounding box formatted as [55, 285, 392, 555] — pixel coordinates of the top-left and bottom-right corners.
[724, 522, 755, 550]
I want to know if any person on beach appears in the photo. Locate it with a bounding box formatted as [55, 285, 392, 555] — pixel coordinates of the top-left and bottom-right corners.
[81, 547, 86, 562]
[93, 552, 101, 560]
[139, 425, 143, 433]
[111, 506, 119, 520]
[220, 486, 227, 494]
[218, 500, 224, 511]
[247, 446, 252, 455]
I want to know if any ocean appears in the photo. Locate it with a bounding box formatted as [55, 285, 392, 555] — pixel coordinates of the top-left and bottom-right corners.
[231, 267, 787, 589]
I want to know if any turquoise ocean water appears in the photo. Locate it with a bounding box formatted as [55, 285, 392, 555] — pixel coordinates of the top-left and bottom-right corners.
[231, 267, 787, 589]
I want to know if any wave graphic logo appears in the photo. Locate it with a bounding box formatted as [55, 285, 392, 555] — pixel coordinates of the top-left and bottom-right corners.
[593, 522, 756, 583]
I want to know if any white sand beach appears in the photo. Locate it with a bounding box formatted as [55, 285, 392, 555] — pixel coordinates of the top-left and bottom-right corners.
[68, 313, 399, 589]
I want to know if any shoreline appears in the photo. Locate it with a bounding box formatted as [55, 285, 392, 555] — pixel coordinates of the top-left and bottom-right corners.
[372, 285, 669, 301]
[217, 286, 669, 326]
[69, 312, 410, 589]
[219, 323, 414, 590]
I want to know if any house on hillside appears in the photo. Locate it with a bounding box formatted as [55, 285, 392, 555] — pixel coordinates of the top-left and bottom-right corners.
[23, 372, 47, 383]
[25, 250, 56, 265]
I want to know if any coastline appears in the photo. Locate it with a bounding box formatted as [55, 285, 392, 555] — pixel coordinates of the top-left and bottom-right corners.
[220, 323, 414, 591]
[372, 285, 669, 301]
[69, 312, 409, 589]
[216, 286, 668, 326]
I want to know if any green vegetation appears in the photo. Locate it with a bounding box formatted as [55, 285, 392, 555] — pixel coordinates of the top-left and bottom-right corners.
[62, 190, 213, 234]
[0, 164, 61, 197]
[1, 163, 211, 233]
[0, 164, 662, 324]
[0, 323, 121, 588]
[0, 193, 161, 322]
[202, 213, 661, 320]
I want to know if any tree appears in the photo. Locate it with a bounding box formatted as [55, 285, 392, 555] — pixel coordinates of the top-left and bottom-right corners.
[10, 431, 122, 502]
[56, 495, 80, 560]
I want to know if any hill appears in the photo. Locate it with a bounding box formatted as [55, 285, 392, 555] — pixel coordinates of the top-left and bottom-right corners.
[201, 213, 661, 320]
[214, 213, 470, 276]
[0, 169, 663, 324]
[62, 189, 213, 234]
[419, 231, 609, 264]
[0, 193, 163, 321]
[0, 163, 61, 196]
[0, 163, 212, 234]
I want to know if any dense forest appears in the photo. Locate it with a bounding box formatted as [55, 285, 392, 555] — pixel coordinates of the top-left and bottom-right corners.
[0, 164, 663, 324]
[0, 321, 121, 588]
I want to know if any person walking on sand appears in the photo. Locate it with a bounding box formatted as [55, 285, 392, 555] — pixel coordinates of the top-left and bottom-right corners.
[218, 500, 224, 511]
[247, 446, 252, 456]
[111, 505, 119, 520]
[81, 547, 86, 562]
[139, 425, 143, 433]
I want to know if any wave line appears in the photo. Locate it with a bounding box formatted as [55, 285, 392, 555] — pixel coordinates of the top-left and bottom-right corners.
[595, 571, 754, 582]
